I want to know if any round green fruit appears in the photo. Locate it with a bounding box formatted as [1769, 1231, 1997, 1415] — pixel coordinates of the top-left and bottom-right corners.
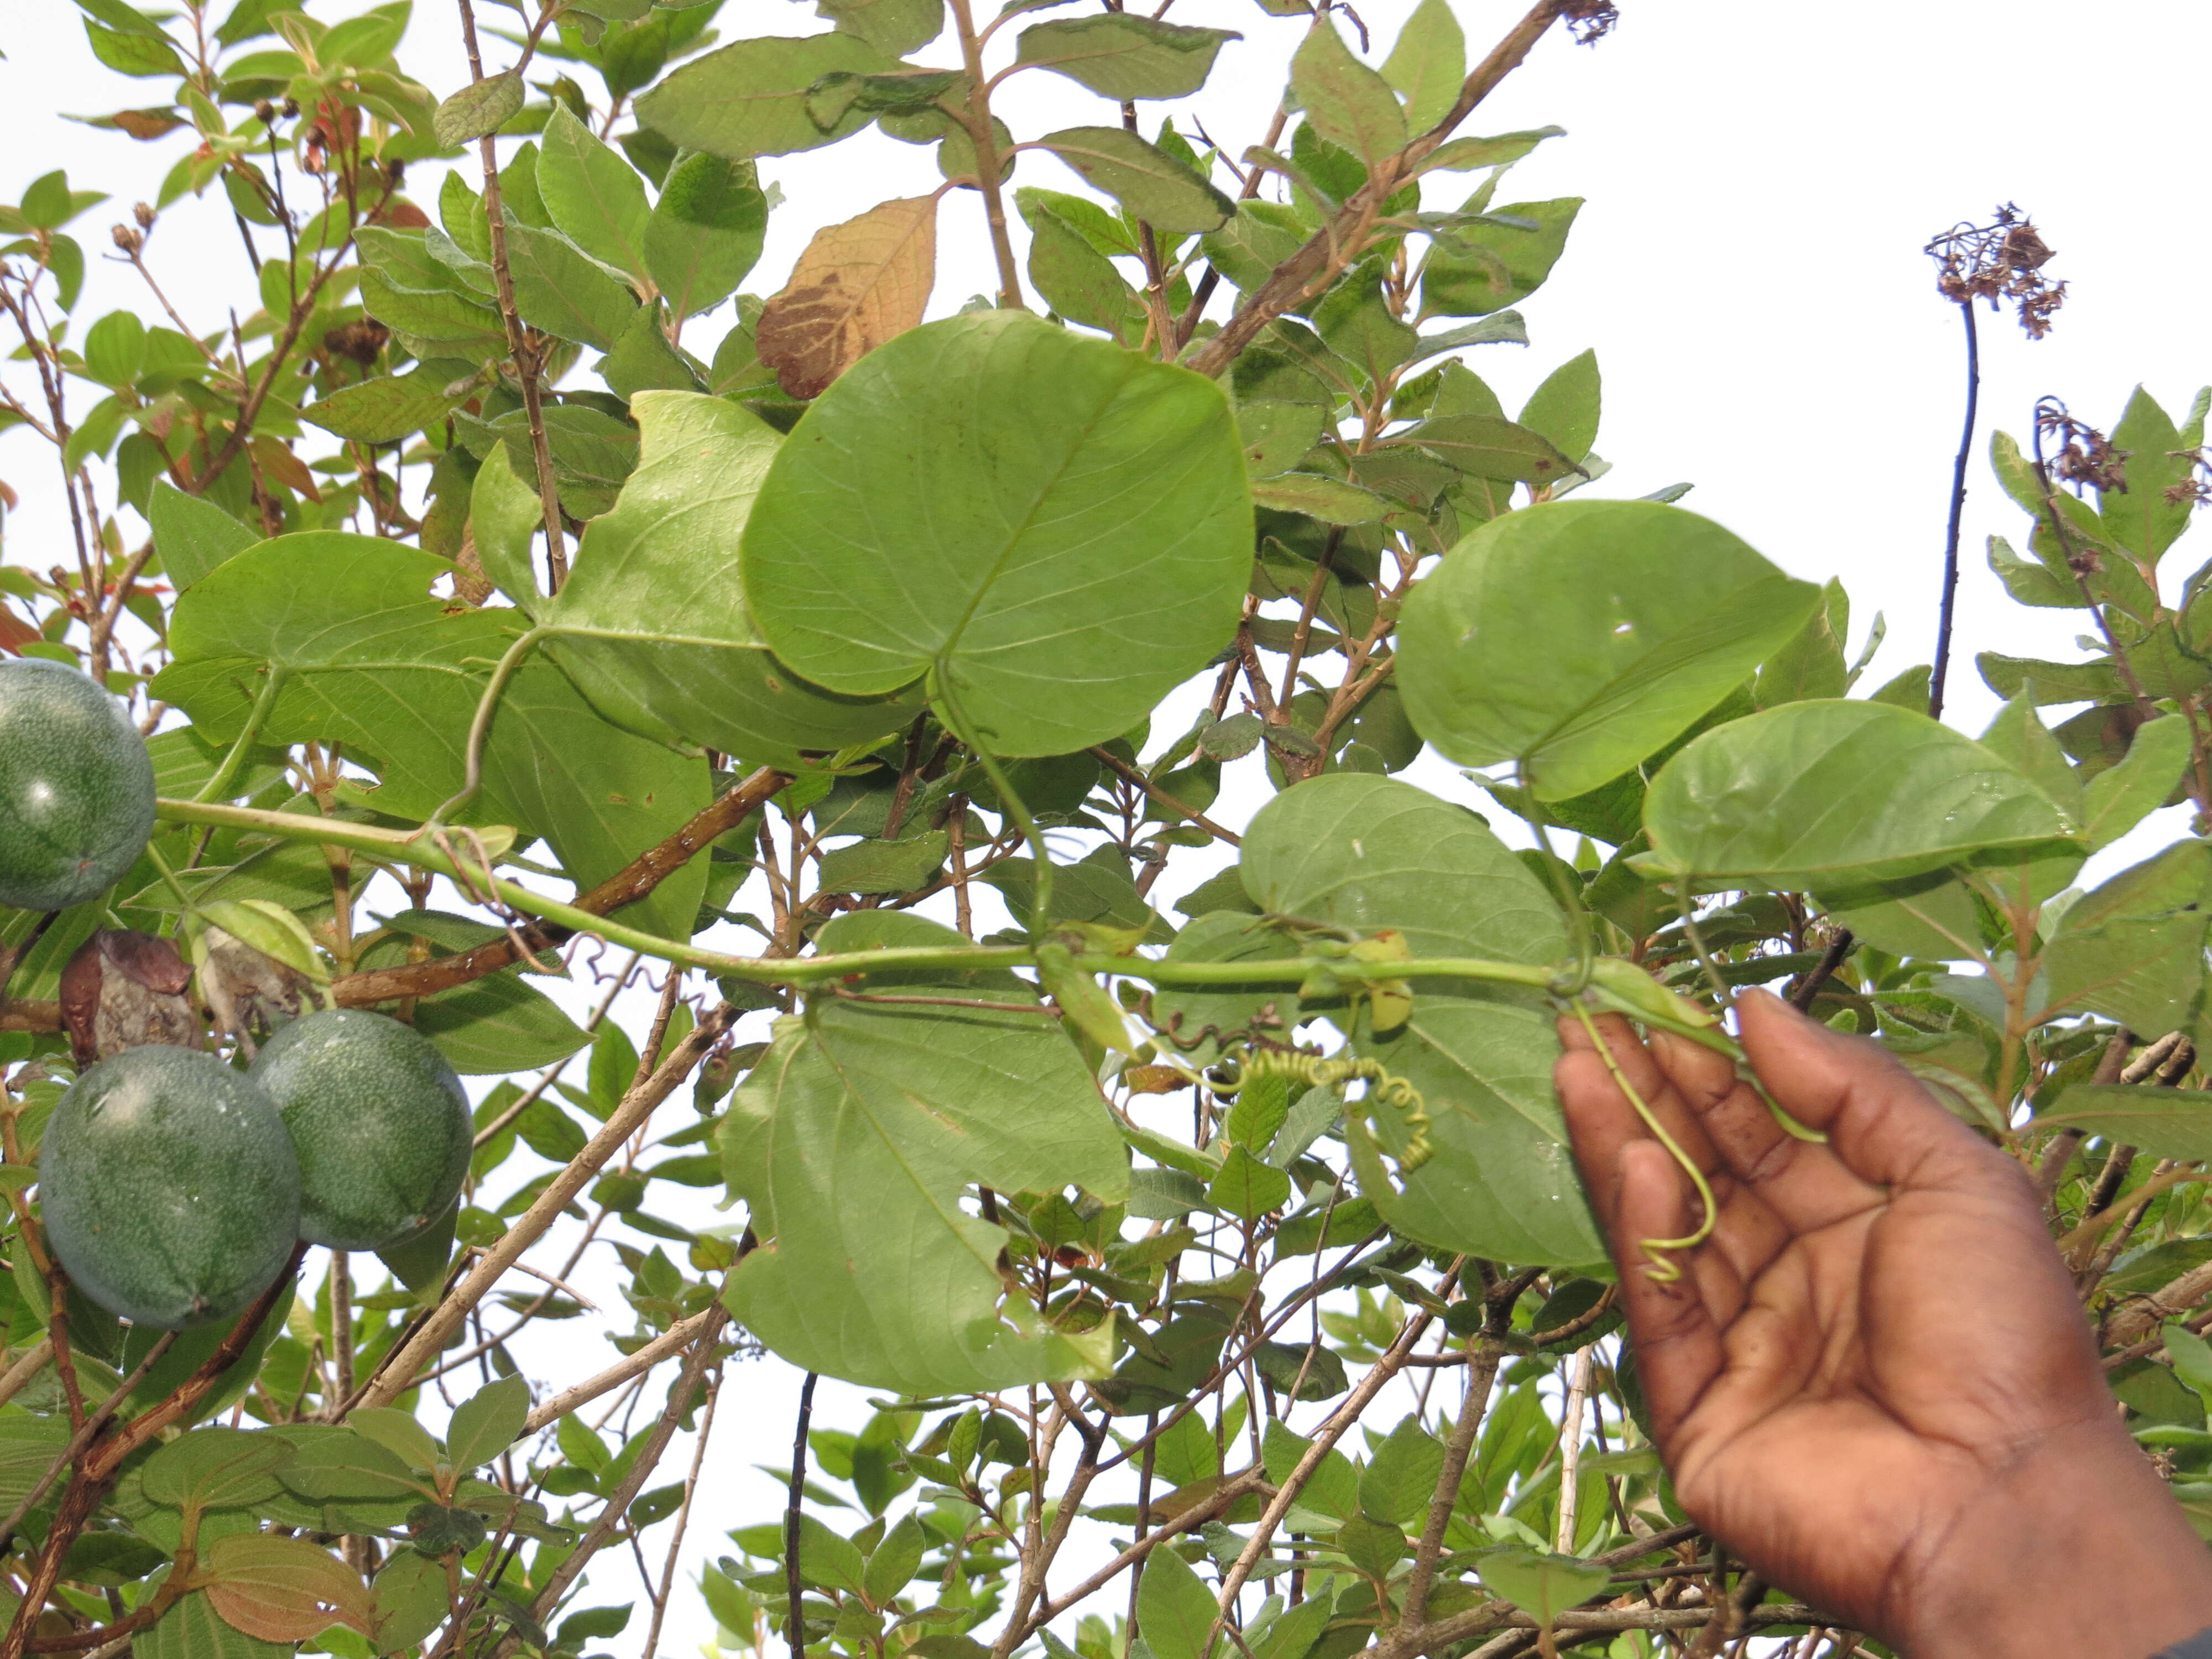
[41, 1045, 301, 1331]
[249, 1008, 472, 1251]
[0, 657, 156, 912]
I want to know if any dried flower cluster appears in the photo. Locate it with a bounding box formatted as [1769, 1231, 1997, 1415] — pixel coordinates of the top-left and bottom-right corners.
[1926, 204, 2066, 337]
[2165, 447, 2212, 507]
[2036, 400, 2129, 495]
[1562, 1, 1621, 44]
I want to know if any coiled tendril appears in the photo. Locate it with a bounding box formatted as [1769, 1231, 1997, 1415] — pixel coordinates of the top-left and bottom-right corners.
[1220, 1046, 1434, 1173]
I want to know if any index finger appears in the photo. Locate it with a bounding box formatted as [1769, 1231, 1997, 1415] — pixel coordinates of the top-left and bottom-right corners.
[1734, 989, 2028, 1202]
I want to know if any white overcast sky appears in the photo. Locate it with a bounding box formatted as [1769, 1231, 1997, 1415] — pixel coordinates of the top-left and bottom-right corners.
[4, 3, 2212, 1654]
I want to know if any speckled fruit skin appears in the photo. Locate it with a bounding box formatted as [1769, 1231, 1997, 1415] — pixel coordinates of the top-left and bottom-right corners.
[0, 657, 156, 912]
[249, 1008, 473, 1250]
[40, 1045, 301, 1331]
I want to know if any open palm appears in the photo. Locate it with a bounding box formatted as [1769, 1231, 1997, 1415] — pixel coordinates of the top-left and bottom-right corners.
[1556, 989, 2212, 1658]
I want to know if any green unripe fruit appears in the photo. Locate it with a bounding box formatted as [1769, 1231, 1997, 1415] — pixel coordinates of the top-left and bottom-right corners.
[0, 657, 156, 913]
[41, 1045, 301, 1331]
[250, 1008, 473, 1251]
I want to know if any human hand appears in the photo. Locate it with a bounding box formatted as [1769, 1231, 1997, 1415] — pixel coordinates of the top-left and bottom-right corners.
[1555, 988, 2212, 1659]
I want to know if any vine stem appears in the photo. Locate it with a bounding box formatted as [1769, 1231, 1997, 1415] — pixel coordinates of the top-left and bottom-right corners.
[428, 625, 547, 826]
[159, 790, 1579, 990]
[1567, 997, 1717, 1282]
[1928, 297, 1979, 720]
[192, 665, 288, 803]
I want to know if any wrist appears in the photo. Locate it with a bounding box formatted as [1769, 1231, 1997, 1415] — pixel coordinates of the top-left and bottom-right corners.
[1890, 1416, 2212, 1659]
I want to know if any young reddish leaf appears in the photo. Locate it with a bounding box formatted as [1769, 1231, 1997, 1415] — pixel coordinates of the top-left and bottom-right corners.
[200, 1533, 374, 1642]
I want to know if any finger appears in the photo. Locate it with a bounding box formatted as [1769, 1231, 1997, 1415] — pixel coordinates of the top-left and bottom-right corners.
[1645, 1026, 1887, 1236]
[1556, 1010, 1724, 1176]
[1558, 1018, 1786, 1316]
[1660, 1251, 1825, 1493]
[1611, 1138, 1728, 1450]
[1734, 989, 2026, 1202]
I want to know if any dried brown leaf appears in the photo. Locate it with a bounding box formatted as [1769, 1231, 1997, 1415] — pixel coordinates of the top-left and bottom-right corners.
[58, 929, 197, 1067]
[757, 195, 938, 400]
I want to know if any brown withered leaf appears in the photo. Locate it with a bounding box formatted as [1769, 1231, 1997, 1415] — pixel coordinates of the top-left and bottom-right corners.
[451, 524, 495, 606]
[1122, 1065, 1189, 1096]
[757, 195, 938, 400]
[59, 930, 199, 1067]
[109, 108, 187, 140]
[197, 926, 308, 1056]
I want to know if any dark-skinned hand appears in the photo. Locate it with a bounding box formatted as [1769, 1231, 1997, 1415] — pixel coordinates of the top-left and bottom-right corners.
[1555, 988, 2212, 1659]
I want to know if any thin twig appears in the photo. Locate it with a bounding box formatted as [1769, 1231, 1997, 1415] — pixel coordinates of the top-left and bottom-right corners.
[0, 1333, 176, 1558]
[353, 1010, 731, 1408]
[1786, 928, 1855, 1012]
[1187, 1, 1568, 380]
[455, 0, 568, 589]
[1553, 1344, 1594, 1553]
[502, 1309, 727, 1656]
[1400, 1329, 1504, 1630]
[640, 1368, 722, 1658]
[0, 1340, 52, 1416]
[1086, 748, 1244, 847]
[1202, 1285, 1453, 1657]
[520, 1304, 726, 1437]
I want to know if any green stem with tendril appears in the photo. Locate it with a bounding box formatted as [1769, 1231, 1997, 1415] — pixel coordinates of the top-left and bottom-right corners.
[1567, 994, 1715, 1283]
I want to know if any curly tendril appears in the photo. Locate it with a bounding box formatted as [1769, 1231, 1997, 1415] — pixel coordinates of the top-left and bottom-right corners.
[1566, 996, 1717, 1284]
[1220, 1045, 1434, 1174]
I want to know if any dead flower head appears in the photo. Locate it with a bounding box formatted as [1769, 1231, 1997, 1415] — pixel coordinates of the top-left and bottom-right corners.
[2166, 447, 2212, 508]
[324, 317, 390, 366]
[1926, 204, 2066, 338]
[1561, 1, 1619, 44]
[2036, 398, 2128, 495]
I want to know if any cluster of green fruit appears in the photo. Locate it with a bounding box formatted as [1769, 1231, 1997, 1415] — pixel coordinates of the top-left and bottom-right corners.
[1, 658, 474, 1331]
[43, 1010, 474, 1329]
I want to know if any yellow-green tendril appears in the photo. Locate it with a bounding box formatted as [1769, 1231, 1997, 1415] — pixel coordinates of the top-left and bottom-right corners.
[1576, 960, 1828, 1145]
[1568, 997, 1715, 1284]
[1223, 1046, 1433, 1173]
